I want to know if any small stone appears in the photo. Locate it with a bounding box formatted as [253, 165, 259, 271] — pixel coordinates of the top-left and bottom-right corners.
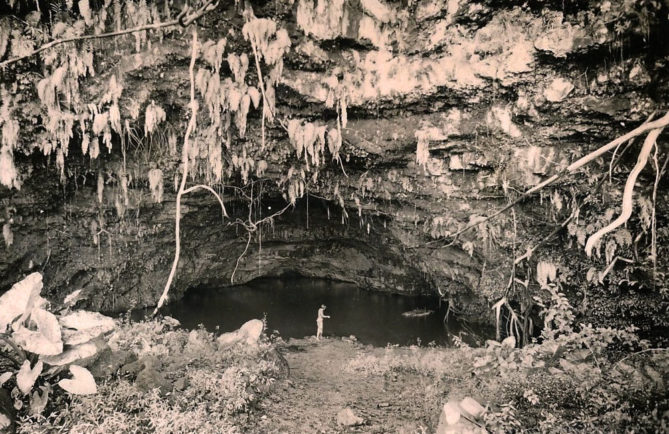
[459, 397, 485, 418]
[120, 359, 144, 377]
[543, 77, 574, 103]
[336, 407, 364, 426]
[173, 377, 189, 392]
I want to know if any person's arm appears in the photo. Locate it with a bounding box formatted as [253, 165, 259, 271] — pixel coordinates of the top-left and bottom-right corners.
[324, 315, 330, 318]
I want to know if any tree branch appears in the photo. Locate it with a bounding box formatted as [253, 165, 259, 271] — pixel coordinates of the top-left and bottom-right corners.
[182, 184, 229, 219]
[585, 126, 665, 256]
[439, 111, 669, 247]
[0, 1, 219, 68]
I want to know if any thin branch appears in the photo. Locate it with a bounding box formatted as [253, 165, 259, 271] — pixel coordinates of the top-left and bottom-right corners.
[182, 184, 229, 218]
[598, 256, 634, 284]
[152, 29, 199, 316]
[585, 126, 665, 256]
[650, 150, 669, 285]
[514, 213, 575, 265]
[0, 1, 221, 68]
[231, 232, 252, 283]
[613, 348, 669, 369]
[438, 111, 669, 247]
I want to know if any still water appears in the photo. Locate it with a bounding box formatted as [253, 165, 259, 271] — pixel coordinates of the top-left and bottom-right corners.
[151, 277, 483, 347]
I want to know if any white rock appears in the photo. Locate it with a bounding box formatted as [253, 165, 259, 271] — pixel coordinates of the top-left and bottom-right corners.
[460, 397, 485, 418]
[240, 319, 264, 345]
[443, 401, 461, 425]
[543, 78, 574, 102]
[216, 319, 264, 347]
[336, 407, 363, 426]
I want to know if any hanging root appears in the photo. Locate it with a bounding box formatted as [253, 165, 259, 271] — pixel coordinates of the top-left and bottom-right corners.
[152, 30, 199, 317]
[585, 127, 664, 257]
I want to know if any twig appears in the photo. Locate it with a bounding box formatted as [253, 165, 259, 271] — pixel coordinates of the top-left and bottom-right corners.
[0, 3, 221, 69]
[182, 184, 229, 218]
[585, 126, 665, 256]
[231, 232, 252, 283]
[598, 256, 634, 284]
[513, 214, 575, 265]
[153, 29, 199, 316]
[613, 348, 669, 369]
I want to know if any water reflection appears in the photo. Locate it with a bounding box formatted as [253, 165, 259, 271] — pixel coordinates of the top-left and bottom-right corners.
[144, 277, 486, 347]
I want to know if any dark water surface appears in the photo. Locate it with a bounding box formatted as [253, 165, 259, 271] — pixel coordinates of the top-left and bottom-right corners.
[150, 277, 485, 347]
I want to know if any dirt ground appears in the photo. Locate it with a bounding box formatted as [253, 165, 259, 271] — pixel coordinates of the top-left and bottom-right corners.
[251, 337, 442, 434]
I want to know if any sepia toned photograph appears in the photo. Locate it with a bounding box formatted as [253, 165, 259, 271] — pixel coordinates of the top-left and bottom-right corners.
[0, 0, 668, 432]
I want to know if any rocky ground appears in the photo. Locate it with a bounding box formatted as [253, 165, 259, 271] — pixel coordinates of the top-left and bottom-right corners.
[254, 337, 442, 433]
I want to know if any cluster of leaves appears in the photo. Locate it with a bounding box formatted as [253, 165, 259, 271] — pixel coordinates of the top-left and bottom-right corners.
[18, 316, 283, 433]
[0, 273, 116, 426]
[471, 268, 668, 431]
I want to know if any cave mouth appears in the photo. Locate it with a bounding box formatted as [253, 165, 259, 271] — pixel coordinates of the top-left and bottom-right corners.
[149, 275, 492, 347]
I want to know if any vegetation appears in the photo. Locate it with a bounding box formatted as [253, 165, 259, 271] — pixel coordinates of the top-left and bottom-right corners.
[15, 315, 284, 433]
[0, 0, 668, 431]
[0, 272, 115, 427]
[349, 266, 669, 432]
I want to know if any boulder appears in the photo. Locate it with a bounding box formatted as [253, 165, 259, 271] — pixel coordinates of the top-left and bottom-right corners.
[239, 319, 264, 345]
[336, 407, 363, 426]
[216, 319, 264, 347]
[88, 348, 137, 379]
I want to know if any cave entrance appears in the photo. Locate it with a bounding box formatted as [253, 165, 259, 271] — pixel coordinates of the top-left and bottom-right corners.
[157, 276, 488, 347]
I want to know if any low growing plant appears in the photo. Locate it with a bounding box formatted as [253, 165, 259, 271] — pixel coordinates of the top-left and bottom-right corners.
[0, 272, 115, 427]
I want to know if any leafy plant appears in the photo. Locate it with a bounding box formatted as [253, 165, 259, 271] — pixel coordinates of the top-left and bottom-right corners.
[0, 273, 115, 417]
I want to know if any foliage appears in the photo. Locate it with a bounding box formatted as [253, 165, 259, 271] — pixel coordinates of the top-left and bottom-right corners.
[347, 266, 667, 432]
[0, 273, 116, 419]
[17, 316, 283, 433]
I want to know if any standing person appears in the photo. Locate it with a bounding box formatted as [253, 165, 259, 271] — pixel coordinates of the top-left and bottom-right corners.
[316, 304, 330, 340]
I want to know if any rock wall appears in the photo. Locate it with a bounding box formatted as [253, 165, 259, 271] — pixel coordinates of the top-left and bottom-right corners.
[1, 1, 668, 326]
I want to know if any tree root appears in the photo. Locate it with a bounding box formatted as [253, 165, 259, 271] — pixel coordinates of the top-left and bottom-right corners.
[153, 30, 199, 317]
[585, 126, 665, 257]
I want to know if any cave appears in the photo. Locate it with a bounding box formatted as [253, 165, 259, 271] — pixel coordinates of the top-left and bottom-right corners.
[1, 0, 668, 432]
